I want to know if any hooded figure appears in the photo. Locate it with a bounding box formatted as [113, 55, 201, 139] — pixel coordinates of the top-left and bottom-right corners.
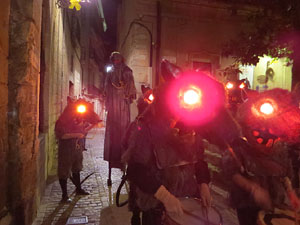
[104, 52, 137, 169]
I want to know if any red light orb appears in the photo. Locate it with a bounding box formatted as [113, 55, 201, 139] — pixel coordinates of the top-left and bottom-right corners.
[260, 103, 274, 115]
[166, 71, 225, 125]
[148, 94, 154, 102]
[145, 93, 154, 104]
[77, 104, 87, 114]
[226, 82, 234, 89]
[182, 88, 202, 107]
[239, 83, 245, 89]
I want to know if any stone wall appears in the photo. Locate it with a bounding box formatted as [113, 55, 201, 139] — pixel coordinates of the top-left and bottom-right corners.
[118, 0, 253, 85]
[0, 1, 106, 224]
[7, 0, 42, 224]
[40, 0, 83, 180]
[39, 0, 107, 201]
[117, 0, 155, 120]
[117, 0, 252, 120]
[0, 0, 11, 224]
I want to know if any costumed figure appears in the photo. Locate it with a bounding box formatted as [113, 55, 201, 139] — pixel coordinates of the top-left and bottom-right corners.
[224, 79, 253, 116]
[120, 85, 154, 225]
[222, 88, 300, 225]
[103, 52, 137, 184]
[55, 97, 101, 202]
[122, 60, 242, 225]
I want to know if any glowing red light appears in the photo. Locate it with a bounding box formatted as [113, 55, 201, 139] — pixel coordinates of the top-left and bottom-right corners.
[183, 89, 201, 106]
[226, 82, 234, 89]
[260, 103, 274, 115]
[77, 104, 87, 114]
[145, 93, 154, 104]
[239, 83, 245, 89]
[257, 138, 263, 144]
[252, 131, 260, 137]
[148, 94, 154, 102]
[166, 71, 225, 125]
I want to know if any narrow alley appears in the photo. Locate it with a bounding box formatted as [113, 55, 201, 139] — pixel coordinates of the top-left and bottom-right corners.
[2, 1, 300, 225]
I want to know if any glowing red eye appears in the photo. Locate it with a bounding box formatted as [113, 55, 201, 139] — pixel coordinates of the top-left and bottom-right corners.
[77, 104, 86, 114]
[226, 82, 234, 89]
[145, 93, 154, 104]
[183, 89, 201, 106]
[239, 83, 245, 89]
[257, 138, 263, 144]
[253, 131, 260, 137]
[260, 103, 274, 115]
[148, 94, 154, 102]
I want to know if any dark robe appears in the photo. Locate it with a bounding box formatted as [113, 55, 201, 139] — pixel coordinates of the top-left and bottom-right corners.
[125, 115, 210, 212]
[104, 63, 136, 168]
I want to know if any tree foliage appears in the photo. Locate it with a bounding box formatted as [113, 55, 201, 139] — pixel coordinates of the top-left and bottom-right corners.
[221, 0, 300, 65]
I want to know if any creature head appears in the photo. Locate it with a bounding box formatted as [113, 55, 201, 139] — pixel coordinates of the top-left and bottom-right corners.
[225, 79, 249, 108]
[110, 51, 124, 66]
[151, 60, 227, 126]
[143, 60, 241, 148]
[237, 88, 300, 154]
[62, 97, 101, 125]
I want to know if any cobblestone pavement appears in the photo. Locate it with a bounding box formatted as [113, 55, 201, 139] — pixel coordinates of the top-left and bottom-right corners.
[33, 127, 238, 225]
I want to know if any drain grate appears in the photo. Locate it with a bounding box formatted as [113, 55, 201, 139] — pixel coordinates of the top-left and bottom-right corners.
[66, 216, 88, 224]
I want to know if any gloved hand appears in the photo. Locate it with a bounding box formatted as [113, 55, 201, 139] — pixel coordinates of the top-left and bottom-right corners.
[154, 185, 183, 216]
[199, 183, 212, 207]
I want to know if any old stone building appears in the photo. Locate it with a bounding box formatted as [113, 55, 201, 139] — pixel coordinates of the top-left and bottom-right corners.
[117, 0, 292, 118]
[0, 0, 107, 224]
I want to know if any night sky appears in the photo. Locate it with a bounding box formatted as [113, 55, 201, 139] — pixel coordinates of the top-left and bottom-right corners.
[102, 0, 119, 54]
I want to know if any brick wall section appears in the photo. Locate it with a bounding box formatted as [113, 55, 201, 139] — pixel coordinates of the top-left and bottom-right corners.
[7, 0, 42, 224]
[0, 0, 10, 224]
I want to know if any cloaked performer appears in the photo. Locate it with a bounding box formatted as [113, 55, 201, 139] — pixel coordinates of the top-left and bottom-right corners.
[103, 52, 136, 172]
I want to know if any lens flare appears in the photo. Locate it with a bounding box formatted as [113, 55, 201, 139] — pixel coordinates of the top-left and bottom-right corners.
[183, 89, 201, 105]
[226, 82, 234, 89]
[77, 104, 87, 114]
[179, 86, 202, 110]
[239, 83, 245, 89]
[166, 71, 225, 125]
[260, 103, 274, 115]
